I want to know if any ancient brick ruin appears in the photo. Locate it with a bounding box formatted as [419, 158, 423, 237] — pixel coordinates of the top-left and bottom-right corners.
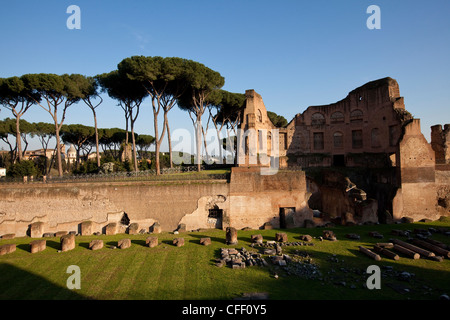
[0, 77, 448, 238]
[239, 77, 449, 223]
[431, 124, 450, 167]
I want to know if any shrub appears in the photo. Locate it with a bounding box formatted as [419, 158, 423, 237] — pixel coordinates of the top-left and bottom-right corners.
[7, 160, 38, 178]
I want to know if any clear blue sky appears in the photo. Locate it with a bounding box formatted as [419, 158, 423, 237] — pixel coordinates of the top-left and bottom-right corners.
[1, 0, 449, 152]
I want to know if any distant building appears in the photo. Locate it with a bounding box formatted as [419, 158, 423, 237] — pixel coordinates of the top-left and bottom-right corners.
[66, 144, 77, 164]
[23, 145, 66, 161]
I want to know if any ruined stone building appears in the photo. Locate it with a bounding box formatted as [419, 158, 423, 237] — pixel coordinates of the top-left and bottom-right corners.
[0, 77, 448, 238]
[431, 124, 450, 166]
[239, 77, 449, 223]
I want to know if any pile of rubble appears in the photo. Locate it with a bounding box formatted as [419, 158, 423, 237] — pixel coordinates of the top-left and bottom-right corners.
[215, 247, 268, 269]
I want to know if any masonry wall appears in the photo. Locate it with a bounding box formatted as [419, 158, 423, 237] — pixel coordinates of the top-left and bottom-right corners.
[226, 167, 312, 229]
[284, 77, 408, 167]
[397, 119, 438, 220]
[0, 169, 313, 237]
[0, 180, 229, 237]
[431, 124, 450, 165]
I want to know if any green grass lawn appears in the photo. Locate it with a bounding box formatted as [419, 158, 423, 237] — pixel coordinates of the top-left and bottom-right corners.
[0, 220, 449, 300]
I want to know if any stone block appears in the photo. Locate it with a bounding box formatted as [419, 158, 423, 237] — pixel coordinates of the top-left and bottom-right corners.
[1, 234, 15, 240]
[226, 227, 238, 245]
[60, 234, 75, 252]
[55, 231, 68, 237]
[30, 240, 46, 253]
[0, 244, 16, 255]
[300, 234, 312, 242]
[89, 240, 103, 251]
[29, 222, 45, 238]
[128, 223, 139, 235]
[43, 232, 55, 237]
[118, 238, 131, 249]
[200, 237, 211, 246]
[251, 234, 263, 244]
[275, 233, 288, 242]
[323, 230, 337, 241]
[173, 238, 185, 247]
[146, 236, 158, 248]
[152, 222, 162, 234]
[81, 221, 93, 236]
[105, 223, 117, 235]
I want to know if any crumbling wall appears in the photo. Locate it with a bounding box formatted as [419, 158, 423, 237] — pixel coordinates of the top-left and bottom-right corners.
[307, 170, 378, 225]
[227, 167, 312, 229]
[435, 170, 450, 216]
[397, 119, 438, 220]
[0, 168, 313, 237]
[0, 180, 229, 236]
[431, 124, 450, 165]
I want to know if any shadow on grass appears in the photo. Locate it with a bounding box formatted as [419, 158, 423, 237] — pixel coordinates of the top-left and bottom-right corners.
[78, 242, 91, 250]
[131, 239, 147, 247]
[0, 262, 86, 300]
[45, 240, 61, 251]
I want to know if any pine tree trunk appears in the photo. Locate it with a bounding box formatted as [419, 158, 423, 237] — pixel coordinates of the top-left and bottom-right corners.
[15, 117, 22, 162]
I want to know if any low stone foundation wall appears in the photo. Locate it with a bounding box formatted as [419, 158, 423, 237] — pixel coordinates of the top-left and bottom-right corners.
[0, 169, 313, 237]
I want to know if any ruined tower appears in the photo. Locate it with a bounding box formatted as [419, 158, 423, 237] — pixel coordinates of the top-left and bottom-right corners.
[431, 124, 450, 165]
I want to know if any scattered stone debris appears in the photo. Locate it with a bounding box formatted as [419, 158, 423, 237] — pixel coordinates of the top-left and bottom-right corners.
[251, 241, 315, 248]
[391, 229, 410, 237]
[398, 271, 415, 282]
[346, 233, 360, 240]
[234, 292, 269, 300]
[323, 230, 337, 241]
[369, 231, 384, 239]
[216, 247, 267, 269]
[284, 251, 322, 280]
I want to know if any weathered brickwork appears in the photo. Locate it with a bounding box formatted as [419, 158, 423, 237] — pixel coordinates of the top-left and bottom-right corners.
[239, 77, 446, 221]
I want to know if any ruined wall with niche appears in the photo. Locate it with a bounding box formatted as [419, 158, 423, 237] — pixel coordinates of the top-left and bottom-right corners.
[237, 79, 447, 223]
[226, 167, 312, 230]
[0, 168, 313, 237]
[0, 180, 229, 237]
[284, 77, 410, 167]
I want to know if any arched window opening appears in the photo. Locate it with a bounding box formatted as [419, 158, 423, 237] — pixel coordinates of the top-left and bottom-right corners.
[311, 112, 325, 125]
